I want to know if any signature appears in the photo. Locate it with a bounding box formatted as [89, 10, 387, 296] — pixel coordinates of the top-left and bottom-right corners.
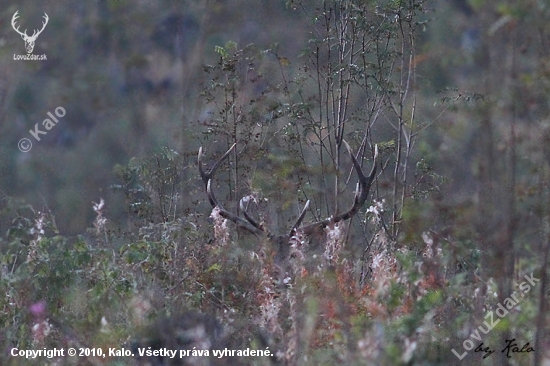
[474, 339, 534, 359]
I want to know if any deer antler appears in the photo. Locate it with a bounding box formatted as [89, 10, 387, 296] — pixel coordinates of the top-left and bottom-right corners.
[198, 144, 263, 235]
[199, 140, 377, 240]
[32, 13, 49, 39]
[239, 196, 263, 231]
[11, 11, 27, 38]
[11, 11, 49, 39]
[298, 141, 378, 235]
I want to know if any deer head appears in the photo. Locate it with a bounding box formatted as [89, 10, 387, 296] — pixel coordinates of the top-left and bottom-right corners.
[198, 141, 378, 257]
[12, 11, 49, 54]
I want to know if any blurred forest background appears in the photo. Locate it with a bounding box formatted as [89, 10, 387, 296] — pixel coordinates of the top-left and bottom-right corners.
[1, 0, 550, 365]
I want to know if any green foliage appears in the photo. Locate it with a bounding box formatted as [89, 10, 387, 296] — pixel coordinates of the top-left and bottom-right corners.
[0, 209, 133, 356]
[2, 0, 549, 365]
[114, 147, 184, 223]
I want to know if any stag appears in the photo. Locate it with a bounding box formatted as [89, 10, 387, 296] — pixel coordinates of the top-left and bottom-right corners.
[198, 142, 377, 364]
[198, 141, 377, 261]
[12, 11, 49, 54]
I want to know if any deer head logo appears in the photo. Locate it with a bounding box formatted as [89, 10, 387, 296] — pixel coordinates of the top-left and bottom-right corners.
[12, 11, 49, 54]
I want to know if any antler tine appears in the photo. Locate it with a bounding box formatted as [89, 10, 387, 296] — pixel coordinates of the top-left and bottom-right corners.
[198, 143, 236, 186]
[332, 140, 377, 222]
[207, 181, 262, 235]
[239, 197, 262, 231]
[11, 11, 26, 36]
[289, 200, 310, 236]
[33, 13, 49, 37]
[300, 140, 377, 235]
[199, 144, 263, 235]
